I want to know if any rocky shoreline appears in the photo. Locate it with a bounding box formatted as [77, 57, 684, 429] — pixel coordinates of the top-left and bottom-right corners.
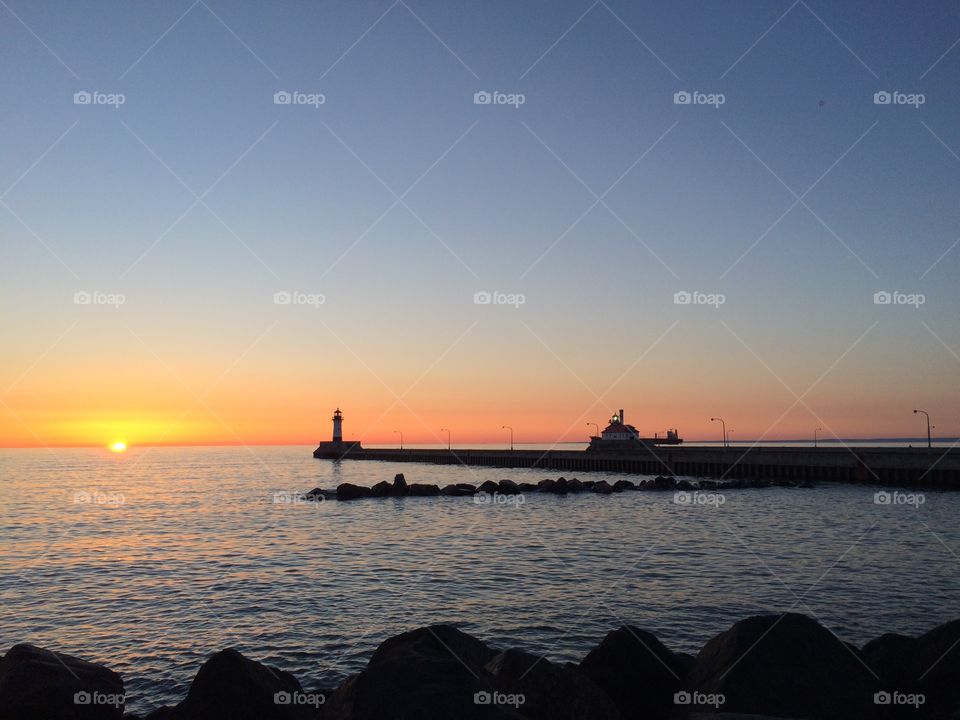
[300, 472, 815, 502]
[2, 612, 957, 719]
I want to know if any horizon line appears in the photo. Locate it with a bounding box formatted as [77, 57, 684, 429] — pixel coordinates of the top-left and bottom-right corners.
[1, 437, 956, 450]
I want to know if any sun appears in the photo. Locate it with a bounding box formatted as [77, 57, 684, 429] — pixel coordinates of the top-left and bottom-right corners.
[109, 441, 128, 453]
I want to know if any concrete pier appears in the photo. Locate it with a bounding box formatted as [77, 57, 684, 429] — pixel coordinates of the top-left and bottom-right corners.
[313, 445, 960, 487]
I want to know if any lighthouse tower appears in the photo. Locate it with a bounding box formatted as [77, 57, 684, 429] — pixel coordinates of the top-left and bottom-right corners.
[332, 408, 343, 442]
[314, 407, 362, 457]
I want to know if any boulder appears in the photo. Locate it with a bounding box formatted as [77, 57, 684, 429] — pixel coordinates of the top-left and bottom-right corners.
[166, 648, 316, 720]
[567, 478, 584, 493]
[323, 625, 514, 720]
[698, 480, 719, 490]
[676, 479, 694, 491]
[407, 484, 440, 496]
[591, 481, 613, 495]
[0, 643, 125, 720]
[485, 648, 621, 719]
[370, 481, 392, 498]
[498, 479, 520, 495]
[303, 487, 324, 499]
[478, 480, 500, 495]
[612, 480, 635, 492]
[861, 632, 918, 689]
[651, 476, 677, 490]
[554, 478, 569, 495]
[579, 626, 689, 720]
[537, 479, 556, 493]
[337, 483, 373, 501]
[907, 618, 960, 720]
[517, 483, 537, 493]
[392, 474, 408, 496]
[684, 613, 880, 719]
[441, 484, 476, 496]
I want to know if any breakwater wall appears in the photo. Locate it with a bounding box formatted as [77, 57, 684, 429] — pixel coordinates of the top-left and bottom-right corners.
[314, 446, 960, 486]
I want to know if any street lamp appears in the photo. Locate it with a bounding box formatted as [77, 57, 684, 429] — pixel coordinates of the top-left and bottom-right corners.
[394, 429, 403, 450]
[814, 427, 822, 448]
[711, 417, 727, 448]
[913, 410, 932, 450]
[441, 428, 451, 451]
[502, 425, 514, 451]
[587, 422, 600, 438]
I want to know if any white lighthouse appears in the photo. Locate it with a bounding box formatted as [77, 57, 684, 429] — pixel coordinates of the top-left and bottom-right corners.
[332, 408, 343, 442]
[314, 407, 362, 457]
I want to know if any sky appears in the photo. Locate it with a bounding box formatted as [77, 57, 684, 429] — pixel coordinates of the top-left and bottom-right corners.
[1, 0, 959, 448]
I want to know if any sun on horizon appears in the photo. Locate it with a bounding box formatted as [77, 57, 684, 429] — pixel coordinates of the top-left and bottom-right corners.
[109, 441, 128, 453]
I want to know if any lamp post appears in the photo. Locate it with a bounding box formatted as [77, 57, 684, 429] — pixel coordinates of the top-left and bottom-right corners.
[394, 430, 403, 450]
[711, 417, 727, 448]
[814, 427, 822, 448]
[913, 410, 932, 450]
[587, 422, 600, 438]
[441, 428, 451, 451]
[502, 425, 513, 451]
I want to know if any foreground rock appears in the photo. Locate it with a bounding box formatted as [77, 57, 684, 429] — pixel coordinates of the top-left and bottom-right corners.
[151, 648, 317, 720]
[486, 648, 620, 719]
[0, 643, 125, 720]
[6, 616, 960, 719]
[323, 625, 623, 720]
[861, 619, 960, 720]
[683, 613, 880, 719]
[908, 619, 960, 719]
[323, 625, 513, 720]
[579, 626, 689, 720]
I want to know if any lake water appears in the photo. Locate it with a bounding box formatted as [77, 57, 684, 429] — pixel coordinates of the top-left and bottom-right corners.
[2, 445, 958, 714]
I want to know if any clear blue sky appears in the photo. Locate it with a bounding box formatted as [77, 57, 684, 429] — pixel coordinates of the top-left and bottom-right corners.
[2, 0, 959, 445]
